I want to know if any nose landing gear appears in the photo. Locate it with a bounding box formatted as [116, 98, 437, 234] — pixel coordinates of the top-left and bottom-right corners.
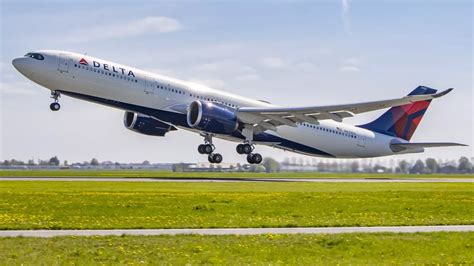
[49, 102, 60, 111]
[198, 134, 223, 164]
[49, 91, 61, 111]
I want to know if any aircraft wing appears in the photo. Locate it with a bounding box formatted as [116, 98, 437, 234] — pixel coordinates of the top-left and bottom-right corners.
[236, 89, 452, 131]
[390, 142, 467, 152]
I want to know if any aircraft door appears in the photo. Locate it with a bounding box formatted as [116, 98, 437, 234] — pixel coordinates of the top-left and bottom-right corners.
[145, 76, 156, 94]
[58, 54, 70, 73]
[357, 135, 366, 148]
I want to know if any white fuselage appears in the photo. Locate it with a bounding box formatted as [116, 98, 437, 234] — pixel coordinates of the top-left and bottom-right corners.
[12, 50, 416, 158]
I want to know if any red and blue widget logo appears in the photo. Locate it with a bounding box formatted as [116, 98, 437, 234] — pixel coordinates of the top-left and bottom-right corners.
[79, 58, 88, 66]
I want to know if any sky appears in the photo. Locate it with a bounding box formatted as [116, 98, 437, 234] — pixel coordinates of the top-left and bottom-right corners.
[0, 0, 472, 164]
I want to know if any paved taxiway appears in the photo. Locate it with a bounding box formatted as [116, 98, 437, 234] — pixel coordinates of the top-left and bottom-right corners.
[0, 225, 472, 238]
[0, 177, 472, 183]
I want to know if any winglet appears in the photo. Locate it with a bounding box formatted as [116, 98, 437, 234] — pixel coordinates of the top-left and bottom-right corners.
[433, 88, 453, 98]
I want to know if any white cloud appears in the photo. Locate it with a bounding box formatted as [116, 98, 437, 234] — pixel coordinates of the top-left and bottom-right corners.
[341, 0, 351, 34]
[260, 57, 285, 69]
[343, 56, 364, 66]
[145, 68, 176, 77]
[0, 82, 39, 96]
[339, 56, 365, 72]
[339, 66, 360, 72]
[235, 74, 260, 82]
[194, 63, 220, 72]
[240, 66, 257, 73]
[69, 16, 181, 42]
[295, 61, 317, 71]
[189, 78, 227, 89]
[193, 61, 257, 74]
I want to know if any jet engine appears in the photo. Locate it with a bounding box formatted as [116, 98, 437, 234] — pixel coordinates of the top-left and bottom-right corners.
[124, 111, 176, 136]
[186, 100, 238, 134]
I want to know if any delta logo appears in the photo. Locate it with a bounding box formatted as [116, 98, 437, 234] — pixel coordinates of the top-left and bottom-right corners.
[79, 58, 88, 66]
[77, 58, 135, 77]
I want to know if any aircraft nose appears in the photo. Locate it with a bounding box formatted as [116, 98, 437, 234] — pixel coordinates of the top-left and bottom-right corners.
[12, 57, 26, 71]
[12, 57, 33, 77]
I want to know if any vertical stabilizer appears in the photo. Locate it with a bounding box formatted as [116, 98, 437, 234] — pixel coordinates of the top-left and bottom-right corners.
[358, 86, 436, 140]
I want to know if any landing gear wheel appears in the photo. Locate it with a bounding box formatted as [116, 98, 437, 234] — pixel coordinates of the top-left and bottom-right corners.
[237, 144, 252, 154]
[212, 153, 223, 164]
[50, 102, 60, 111]
[198, 144, 213, 154]
[198, 144, 206, 154]
[208, 154, 215, 163]
[208, 153, 223, 164]
[247, 154, 254, 164]
[203, 144, 213, 154]
[247, 153, 263, 164]
[252, 153, 263, 164]
[242, 144, 252, 154]
[236, 144, 244, 154]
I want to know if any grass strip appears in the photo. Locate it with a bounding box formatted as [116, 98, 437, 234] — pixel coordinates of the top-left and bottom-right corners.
[0, 232, 472, 264]
[0, 181, 472, 229]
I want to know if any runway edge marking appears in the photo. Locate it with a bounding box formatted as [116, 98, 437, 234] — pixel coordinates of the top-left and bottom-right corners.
[0, 225, 473, 238]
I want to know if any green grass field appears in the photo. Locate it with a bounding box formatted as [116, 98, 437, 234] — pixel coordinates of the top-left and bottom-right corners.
[0, 169, 473, 178]
[0, 232, 472, 264]
[0, 181, 472, 229]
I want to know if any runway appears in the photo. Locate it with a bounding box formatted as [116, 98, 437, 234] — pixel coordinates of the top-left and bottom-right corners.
[0, 225, 472, 238]
[0, 177, 472, 183]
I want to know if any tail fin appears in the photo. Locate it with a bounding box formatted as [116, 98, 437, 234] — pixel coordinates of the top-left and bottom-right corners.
[358, 86, 436, 141]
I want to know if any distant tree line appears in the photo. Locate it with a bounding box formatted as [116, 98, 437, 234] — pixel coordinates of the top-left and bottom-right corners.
[1, 156, 100, 167]
[171, 158, 281, 173]
[280, 156, 473, 174]
[2, 156, 473, 174]
[398, 157, 473, 174]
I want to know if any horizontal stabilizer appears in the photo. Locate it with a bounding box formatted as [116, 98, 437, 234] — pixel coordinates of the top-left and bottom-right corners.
[390, 142, 467, 152]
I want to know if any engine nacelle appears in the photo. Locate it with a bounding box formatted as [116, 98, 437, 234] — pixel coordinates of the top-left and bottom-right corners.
[124, 111, 176, 136]
[187, 101, 238, 134]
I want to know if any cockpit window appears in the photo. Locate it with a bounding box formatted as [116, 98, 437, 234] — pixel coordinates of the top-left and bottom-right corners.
[24, 53, 44, 60]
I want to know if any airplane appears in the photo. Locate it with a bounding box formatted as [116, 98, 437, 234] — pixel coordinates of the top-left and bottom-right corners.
[12, 50, 466, 164]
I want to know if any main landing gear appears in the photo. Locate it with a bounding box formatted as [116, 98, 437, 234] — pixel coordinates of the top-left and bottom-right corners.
[49, 91, 61, 111]
[235, 125, 263, 164]
[236, 143, 263, 164]
[198, 134, 223, 164]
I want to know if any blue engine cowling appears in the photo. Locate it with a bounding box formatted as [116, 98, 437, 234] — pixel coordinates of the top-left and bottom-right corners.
[186, 101, 238, 134]
[124, 111, 177, 136]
